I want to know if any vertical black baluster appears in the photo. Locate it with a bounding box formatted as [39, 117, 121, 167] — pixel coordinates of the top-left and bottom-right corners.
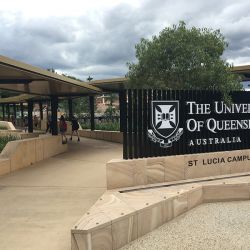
[143, 90, 148, 158]
[187, 89, 191, 155]
[122, 90, 128, 159]
[128, 89, 133, 159]
[152, 90, 157, 157]
[185, 90, 190, 155]
[175, 90, 180, 156]
[180, 90, 184, 155]
[138, 90, 143, 158]
[148, 89, 152, 157]
[133, 90, 138, 159]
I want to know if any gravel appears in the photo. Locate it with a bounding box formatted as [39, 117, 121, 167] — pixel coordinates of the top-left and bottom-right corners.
[120, 201, 250, 250]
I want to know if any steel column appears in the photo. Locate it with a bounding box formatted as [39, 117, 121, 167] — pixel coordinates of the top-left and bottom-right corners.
[2, 104, 5, 121]
[20, 103, 24, 120]
[13, 104, 16, 120]
[51, 96, 58, 135]
[7, 104, 10, 121]
[28, 100, 33, 133]
[89, 96, 95, 131]
[39, 101, 43, 120]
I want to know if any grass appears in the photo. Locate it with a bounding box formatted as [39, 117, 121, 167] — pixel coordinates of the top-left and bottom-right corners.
[0, 135, 18, 152]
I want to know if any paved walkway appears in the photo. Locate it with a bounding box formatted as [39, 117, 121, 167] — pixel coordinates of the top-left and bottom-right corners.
[0, 137, 122, 250]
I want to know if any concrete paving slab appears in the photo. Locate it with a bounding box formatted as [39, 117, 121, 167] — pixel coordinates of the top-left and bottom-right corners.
[0, 137, 122, 250]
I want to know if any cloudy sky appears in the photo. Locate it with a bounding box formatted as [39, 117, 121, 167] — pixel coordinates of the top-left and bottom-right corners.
[0, 0, 249, 80]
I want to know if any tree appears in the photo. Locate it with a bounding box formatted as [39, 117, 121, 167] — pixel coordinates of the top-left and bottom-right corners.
[126, 21, 242, 100]
[104, 93, 119, 120]
[62, 73, 84, 82]
[73, 97, 89, 115]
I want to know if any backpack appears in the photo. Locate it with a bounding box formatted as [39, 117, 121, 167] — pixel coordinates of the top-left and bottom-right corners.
[60, 120, 67, 131]
[72, 119, 79, 130]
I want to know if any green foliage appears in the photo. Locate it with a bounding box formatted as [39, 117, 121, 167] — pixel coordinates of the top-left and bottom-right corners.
[80, 121, 120, 131]
[80, 122, 91, 129]
[58, 97, 90, 117]
[0, 135, 18, 152]
[62, 74, 84, 82]
[105, 93, 118, 106]
[127, 21, 242, 99]
[103, 94, 119, 122]
[73, 97, 90, 114]
[104, 106, 119, 118]
[0, 125, 8, 130]
[95, 121, 119, 131]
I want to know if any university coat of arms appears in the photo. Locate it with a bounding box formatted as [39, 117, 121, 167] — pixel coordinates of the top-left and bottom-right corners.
[148, 101, 183, 148]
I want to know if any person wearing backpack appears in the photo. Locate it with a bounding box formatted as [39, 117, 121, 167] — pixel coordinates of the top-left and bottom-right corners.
[59, 115, 67, 144]
[70, 115, 80, 142]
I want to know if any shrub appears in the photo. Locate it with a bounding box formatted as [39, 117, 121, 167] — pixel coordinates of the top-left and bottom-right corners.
[0, 125, 8, 130]
[95, 121, 119, 131]
[80, 121, 120, 131]
[0, 135, 18, 152]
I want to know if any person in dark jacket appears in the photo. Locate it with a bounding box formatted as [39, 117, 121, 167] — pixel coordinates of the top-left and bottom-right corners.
[59, 115, 67, 143]
[46, 117, 52, 133]
[70, 116, 80, 142]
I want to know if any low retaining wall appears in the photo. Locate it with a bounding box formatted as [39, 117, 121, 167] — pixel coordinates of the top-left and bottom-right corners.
[79, 130, 122, 143]
[107, 149, 250, 189]
[0, 121, 16, 130]
[0, 135, 67, 176]
[40, 119, 122, 143]
[72, 173, 250, 250]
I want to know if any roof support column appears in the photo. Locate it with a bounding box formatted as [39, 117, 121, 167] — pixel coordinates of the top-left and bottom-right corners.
[68, 98, 73, 120]
[46, 101, 50, 120]
[51, 96, 58, 135]
[7, 104, 10, 121]
[20, 103, 24, 120]
[89, 96, 95, 131]
[28, 100, 33, 133]
[13, 104, 16, 120]
[39, 101, 43, 120]
[119, 91, 126, 132]
[2, 104, 5, 121]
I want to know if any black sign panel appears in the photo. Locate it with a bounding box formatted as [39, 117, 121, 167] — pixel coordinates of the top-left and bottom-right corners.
[121, 89, 250, 159]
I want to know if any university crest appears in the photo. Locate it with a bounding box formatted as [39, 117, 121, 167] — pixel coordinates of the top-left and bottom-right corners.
[148, 101, 183, 148]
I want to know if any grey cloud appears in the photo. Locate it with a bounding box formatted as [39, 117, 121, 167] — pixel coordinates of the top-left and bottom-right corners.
[0, 0, 250, 81]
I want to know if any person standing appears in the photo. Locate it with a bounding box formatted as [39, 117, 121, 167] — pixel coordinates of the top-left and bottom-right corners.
[70, 116, 80, 142]
[23, 116, 28, 132]
[46, 117, 52, 133]
[59, 115, 67, 143]
[33, 115, 38, 128]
